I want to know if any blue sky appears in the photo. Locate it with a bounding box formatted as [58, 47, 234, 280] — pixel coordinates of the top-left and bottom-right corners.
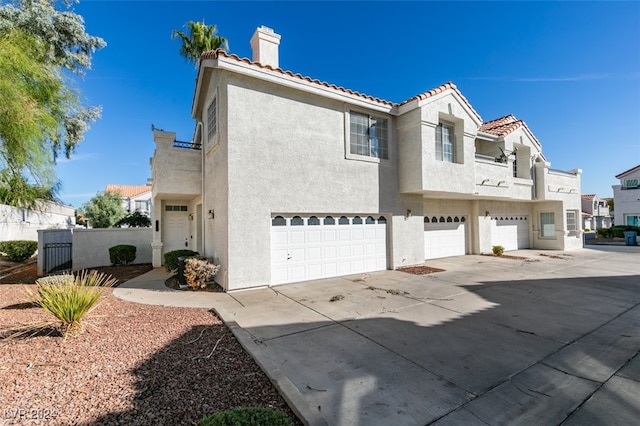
[57, 1, 640, 208]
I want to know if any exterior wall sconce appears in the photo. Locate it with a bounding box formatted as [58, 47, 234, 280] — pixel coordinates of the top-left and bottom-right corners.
[405, 209, 412, 218]
[208, 209, 215, 219]
[485, 211, 490, 217]
[188, 213, 194, 220]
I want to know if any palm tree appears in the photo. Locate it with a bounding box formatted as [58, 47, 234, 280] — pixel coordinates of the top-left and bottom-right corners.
[171, 21, 228, 68]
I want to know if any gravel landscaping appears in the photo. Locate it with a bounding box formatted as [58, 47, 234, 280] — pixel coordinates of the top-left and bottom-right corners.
[0, 266, 300, 425]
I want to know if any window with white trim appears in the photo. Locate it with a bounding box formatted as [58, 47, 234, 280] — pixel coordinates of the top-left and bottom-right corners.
[207, 98, 217, 141]
[349, 111, 388, 159]
[626, 215, 640, 227]
[566, 210, 578, 232]
[435, 123, 455, 162]
[540, 212, 555, 237]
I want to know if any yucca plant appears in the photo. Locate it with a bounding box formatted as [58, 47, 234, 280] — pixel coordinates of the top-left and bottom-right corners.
[27, 271, 117, 337]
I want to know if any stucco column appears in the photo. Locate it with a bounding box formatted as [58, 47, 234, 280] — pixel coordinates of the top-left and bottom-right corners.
[151, 195, 163, 267]
[471, 200, 480, 254]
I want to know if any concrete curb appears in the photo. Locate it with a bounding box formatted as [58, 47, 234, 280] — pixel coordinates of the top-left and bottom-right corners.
[211, 304, 327, 426]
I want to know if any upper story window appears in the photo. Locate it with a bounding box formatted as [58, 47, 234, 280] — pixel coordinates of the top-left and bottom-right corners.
[626, 178, 639, 189]
[349, 111, 388, 159]
[207, 98, 217, 141]
[435, 123, 455, 162]
[134, 200, 148, 211]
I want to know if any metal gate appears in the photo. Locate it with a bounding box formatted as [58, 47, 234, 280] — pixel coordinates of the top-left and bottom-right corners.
[43, 242, 72, 275]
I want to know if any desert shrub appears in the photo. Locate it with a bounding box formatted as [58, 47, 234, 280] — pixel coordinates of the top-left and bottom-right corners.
[164, 249, 198, 272]
[184, 256, 220, 289]
[492, 245, 504, 256]
[28, 270, 117, 337]
[109, 244, 137, 265]
[0, 240, 38, 262]
[199, 407, 294, 426]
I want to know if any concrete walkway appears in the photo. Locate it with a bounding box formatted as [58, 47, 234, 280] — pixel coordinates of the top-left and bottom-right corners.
[114, 246, 640, 425]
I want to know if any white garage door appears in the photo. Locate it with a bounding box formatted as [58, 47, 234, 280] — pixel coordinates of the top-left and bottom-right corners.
[271, 215, 387, 285]
[491, 216, 529, 251]
[424, 215, 466, 260]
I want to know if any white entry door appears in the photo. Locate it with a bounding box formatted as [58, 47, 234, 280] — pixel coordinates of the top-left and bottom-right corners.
[491, 216, 529, 251]
[163, 207, 190, 254]
[271, 215, 387, 285]
[424, 215, 466, 260]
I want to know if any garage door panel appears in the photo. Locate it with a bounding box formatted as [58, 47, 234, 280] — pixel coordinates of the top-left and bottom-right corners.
[491, 217, 529, 251]
[272, 216, 387, 284]
[425, 220, 466, 260]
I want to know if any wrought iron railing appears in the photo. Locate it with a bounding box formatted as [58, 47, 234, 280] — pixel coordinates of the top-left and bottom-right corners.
[173, 140, 202, 150]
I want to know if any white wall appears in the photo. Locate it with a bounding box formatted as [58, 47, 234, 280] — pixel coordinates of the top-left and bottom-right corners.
[613, 167, 640, 225]
[1, 202, 75, 242]
[72, 228, 152, 270]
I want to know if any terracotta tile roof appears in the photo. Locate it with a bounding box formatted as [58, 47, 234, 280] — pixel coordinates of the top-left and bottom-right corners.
[479, 114, 542, 148]
[399, 82, 482, 121]
[581, 194, 596, 200]
[615, 164, 640, 179]
[201, 49, 394, 106]
[105, 184, 151, 198]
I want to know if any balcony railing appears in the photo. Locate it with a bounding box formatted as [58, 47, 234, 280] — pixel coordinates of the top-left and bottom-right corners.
[173, 140, 202, 150]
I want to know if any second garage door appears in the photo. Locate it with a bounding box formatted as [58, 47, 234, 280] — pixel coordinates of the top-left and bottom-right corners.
[491, 216, 530, 251]
[424, 215, 467, 260]
[271, 215, 387, 285]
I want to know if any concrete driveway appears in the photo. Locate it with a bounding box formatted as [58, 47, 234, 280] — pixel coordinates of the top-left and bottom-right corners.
[210, 246, 640, 425]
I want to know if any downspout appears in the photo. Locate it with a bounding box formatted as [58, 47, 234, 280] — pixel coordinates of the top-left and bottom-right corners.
[197, 121, 204, 254]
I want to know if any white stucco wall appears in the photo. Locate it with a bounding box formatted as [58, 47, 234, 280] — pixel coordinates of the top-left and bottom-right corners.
[613, 167, 640, 225]
[72, 228, 152, 270]
[1, 202, 75, 242]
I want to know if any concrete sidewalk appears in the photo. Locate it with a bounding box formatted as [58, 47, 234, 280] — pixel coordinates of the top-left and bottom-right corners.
[114, 247, 640, 425]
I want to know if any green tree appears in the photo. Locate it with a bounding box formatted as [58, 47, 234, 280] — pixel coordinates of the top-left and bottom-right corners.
[604, 197, 614, 212]
[82, 192, 125, 228]
[115, 211, 151, 228]
[0, 0, 105, 206]
[171, 20, 227, 67]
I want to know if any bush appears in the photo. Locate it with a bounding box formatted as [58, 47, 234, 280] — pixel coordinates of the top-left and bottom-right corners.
[164, 249, 198, 272]
[583, 228, 590, 232]
[596, 227, 611, 238]
[199, 407, 294, 426]
[108, 244, 137, 265]
[28, 270, 117, 337]
[492, 245, 504, 256]
[115, 211, 151, 228]
[0, 240, 38, 262]
[184, 256, 220, 289]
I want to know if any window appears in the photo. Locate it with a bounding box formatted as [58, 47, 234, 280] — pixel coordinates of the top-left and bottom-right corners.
[435, 123, 455, 162]
[566, 210, 578, 232]
[165, 205, 187, 211]
[513, 156, 518, 178]
[135, 200, 147, 211]
[272, 216, 286, 226]
[626, 178, 639, 189]
[540, 212, 555, 237]
[349, 111, 388, 159]
[207, 98, 217, 141]
[626, 215, 640, 227]
[291, 216, 303, 226]
[324, 216, 335, 225]
[308, 216, 320, 225]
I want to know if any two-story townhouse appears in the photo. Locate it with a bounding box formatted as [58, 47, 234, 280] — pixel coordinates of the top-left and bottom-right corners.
[150, 26, 582, 291]
[581, 194, 612, 230]
[612, 164, 640, 226]
[105, 184, 152, 217]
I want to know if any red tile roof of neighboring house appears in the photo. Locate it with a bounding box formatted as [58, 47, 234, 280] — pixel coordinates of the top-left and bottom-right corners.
[581, 194, 596, 200]
[105, 184, 151, 198]
[615, 164, 640, 179]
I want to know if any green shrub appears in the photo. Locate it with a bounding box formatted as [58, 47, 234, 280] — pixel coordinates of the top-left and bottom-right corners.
[492, 245, 504, 256]
[596, 227, 611, 238]
[199, 407, 294, 426]
[0, 240, 38, 262]
[164, 249, 199, 272]
[109, 244, 137, 265]
[28, 270, 117, 337]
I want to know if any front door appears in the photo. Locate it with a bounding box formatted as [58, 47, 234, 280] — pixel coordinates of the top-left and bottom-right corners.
[163, 206, 189, 254]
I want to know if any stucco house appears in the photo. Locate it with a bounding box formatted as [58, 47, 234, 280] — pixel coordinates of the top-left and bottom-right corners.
[580, 194, 612, 230]
[150, 26, 582, 291]
[105, 184, 152, 217]
[612, 164, 640, 227]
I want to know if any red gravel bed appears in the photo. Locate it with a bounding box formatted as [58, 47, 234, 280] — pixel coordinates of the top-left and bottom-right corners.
[0, 285, 299, 425]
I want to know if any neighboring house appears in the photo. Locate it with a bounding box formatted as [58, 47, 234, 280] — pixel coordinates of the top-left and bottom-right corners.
[580, 194, 612, 230]
[0, 201, 75, 242]
[612, 164, 640, 227]
[105, 184, 152, 217]
[150, 26, 582, 291]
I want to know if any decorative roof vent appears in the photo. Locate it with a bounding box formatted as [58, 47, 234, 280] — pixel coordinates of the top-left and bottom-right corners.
[250, 26, 281, 68]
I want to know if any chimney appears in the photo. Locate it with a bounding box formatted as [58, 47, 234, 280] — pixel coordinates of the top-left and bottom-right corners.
[250, 26, 281, 68]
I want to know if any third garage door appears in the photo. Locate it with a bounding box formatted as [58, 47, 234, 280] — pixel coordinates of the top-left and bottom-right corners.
[491, 216, 530, 251]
